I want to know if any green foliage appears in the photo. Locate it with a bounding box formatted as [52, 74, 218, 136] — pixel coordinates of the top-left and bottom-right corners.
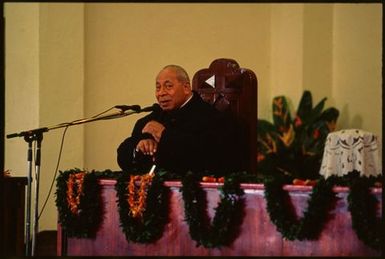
[181, 171, 245, 248]
[347, 172, 383, 251]
[264, 175, 336, 240]
[55, 169, 103, 238]
[115, 172, 170, 243]
[257, 90, 339, 180]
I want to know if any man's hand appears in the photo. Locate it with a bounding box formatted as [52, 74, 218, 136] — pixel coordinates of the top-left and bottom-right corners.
[136, 139, 158, 156]
[142, 120, 165, 142]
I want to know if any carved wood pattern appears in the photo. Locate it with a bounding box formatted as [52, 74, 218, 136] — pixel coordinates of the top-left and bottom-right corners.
[192, 59, 258, 174]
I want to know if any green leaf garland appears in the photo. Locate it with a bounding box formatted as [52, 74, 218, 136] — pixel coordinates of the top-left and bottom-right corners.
[181, 171, 245, 248]
[263, 175, 336, 240]
[115, 171, 170, 243]
[347, 174, 383, 251]
[55, 168, 102, 238]
[56, 168, 382, 252]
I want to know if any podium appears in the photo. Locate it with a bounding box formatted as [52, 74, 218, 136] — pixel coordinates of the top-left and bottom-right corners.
[2, 177, 27, 256]
[57, 179, 381, 256]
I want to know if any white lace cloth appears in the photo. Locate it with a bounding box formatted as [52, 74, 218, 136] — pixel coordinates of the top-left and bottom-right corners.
[319, 129, 382, 178]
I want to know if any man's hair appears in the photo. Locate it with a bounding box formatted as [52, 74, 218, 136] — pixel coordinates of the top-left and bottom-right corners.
[162, 65, 190, 84]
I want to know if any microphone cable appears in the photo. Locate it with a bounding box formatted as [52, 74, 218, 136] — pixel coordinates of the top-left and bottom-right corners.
[91, 106, 116, 118]
[38, 105, 119, 219]
[38, 125, 69, 220]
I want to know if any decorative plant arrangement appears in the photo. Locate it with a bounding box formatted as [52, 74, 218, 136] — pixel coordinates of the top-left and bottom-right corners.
[55, 169, 103, 238]
[181, 171, 244, 248]
[257, 90, 339, 181]
[115, 170, 170, 243]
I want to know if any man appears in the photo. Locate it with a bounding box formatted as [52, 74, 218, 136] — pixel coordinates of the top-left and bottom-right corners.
[117, 65, 245, 176]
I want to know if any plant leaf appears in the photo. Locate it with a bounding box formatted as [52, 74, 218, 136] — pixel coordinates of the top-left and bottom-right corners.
[296, 90, 313, 119]
[257, 120, 278, 153]
[320, 107, 339, 122]
[272, 96, 292, 133]
[309, 97, 327, 121]
[257, 119, 276, 136]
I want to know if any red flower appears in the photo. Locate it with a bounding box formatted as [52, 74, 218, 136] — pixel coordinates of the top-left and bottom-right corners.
[257, 153, 265, 162]
[313, 129, 320, 139]
[294, 116, 302, 128]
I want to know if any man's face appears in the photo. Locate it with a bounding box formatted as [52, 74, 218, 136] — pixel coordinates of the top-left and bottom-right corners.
[155, 68, 191, 111]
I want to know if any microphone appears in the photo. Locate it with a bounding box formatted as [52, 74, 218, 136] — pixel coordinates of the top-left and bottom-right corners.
[140, 103, 160, 112]
[115, 104, 141, 112]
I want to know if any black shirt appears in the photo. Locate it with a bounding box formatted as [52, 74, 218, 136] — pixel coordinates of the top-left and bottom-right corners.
[117, 93, 246, 176]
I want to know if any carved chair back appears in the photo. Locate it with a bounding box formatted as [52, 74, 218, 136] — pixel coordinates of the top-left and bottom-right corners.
[192, 58, 258, 174]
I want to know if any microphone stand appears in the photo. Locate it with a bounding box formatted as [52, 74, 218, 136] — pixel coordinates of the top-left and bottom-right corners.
[6, 108, 144, 256]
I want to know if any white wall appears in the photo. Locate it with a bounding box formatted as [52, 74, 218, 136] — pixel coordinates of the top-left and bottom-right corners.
[332, 4, 382, 135]
[270, 4, 305, 111]
[5, 3, 40, 179]
[5, 3, 85, 230]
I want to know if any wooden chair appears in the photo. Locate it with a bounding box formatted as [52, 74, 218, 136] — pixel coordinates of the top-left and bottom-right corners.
[192, 58, 258, 174]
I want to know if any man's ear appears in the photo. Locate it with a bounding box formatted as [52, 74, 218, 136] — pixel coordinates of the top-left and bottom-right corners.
[183, 82, 191, 93]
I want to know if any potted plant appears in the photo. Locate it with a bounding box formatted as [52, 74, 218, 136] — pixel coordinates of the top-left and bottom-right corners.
[257, 90, 339, 182]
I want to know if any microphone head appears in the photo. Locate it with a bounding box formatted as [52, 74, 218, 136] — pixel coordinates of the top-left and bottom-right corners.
[130, 105, 142, 112]
[141, 103, 160, 112]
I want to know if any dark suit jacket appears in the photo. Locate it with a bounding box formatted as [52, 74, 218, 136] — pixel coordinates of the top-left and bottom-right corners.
[117, 93, 246, 176]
